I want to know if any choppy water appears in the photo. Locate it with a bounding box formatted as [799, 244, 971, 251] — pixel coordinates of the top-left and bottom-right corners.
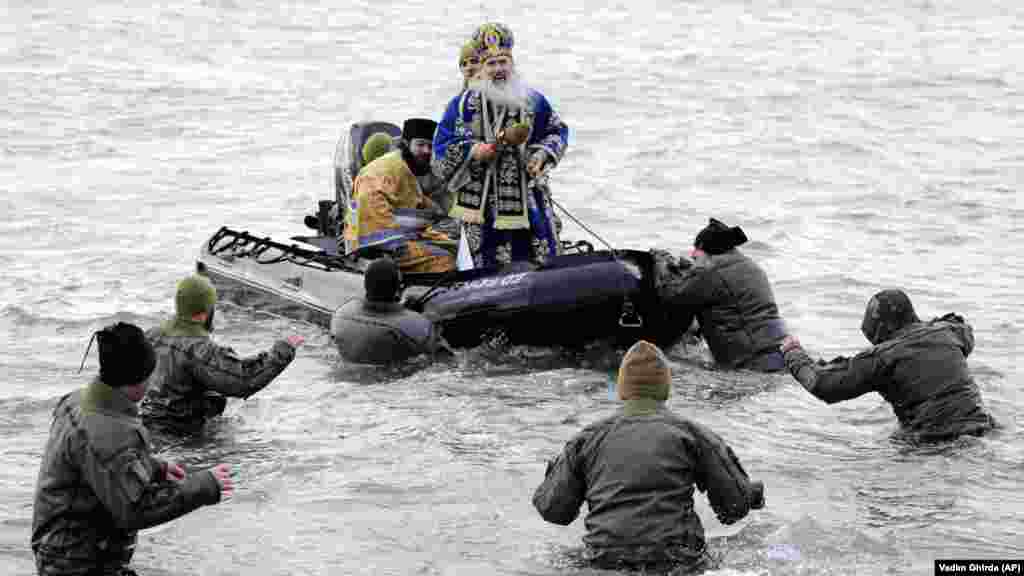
[2, 1, 1022, 574]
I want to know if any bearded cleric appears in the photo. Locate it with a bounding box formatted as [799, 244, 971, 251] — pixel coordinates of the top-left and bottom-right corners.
[432, 22, 569, 269]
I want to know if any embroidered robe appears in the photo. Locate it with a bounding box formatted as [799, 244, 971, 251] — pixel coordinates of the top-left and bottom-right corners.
[433, 87, 568, 267]
[344, 151, 455, 273]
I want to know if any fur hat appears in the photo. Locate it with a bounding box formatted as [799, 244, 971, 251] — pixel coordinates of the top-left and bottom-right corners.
[97, 322, 157, 387]
[694, 218, 748, 255]
[362, 132, 393, 167]
[364, 257, 402, 302]
[401, 118, 437, 142]
[473, 22, 514, 62]
[175, 274, 217, 320]
[616, 340, 671, 401]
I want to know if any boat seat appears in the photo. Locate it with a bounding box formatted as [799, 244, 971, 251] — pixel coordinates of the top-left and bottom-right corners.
[332, 120, 404, 243]
[337, 120, 402, 207]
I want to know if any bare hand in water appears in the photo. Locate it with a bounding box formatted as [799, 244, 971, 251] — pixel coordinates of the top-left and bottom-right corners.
[164, 462, 186, 482]
[780, 335, 801, 354]
[212, 464, 234, 502]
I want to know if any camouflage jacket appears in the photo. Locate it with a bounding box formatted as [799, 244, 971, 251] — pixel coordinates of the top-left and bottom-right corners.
[533, 400, 763, 564]
[657, 250, 787, 370]
[140, 318, 295, 433]
[32, 379, 221, 575]
[783, 317, 995, 439]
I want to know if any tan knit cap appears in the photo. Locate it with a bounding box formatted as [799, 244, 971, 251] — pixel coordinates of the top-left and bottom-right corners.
[616, 340, 671, 401]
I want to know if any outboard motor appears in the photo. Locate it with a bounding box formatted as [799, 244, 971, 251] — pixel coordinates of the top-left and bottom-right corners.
[304, 200, 339, 236]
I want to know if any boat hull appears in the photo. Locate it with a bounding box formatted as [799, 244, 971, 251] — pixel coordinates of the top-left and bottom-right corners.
[196, 227, 685, 350]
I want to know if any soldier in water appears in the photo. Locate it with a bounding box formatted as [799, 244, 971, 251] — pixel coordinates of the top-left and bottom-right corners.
[781, 288, 996, 440]
[533, 340, 765, 572]
[141, 273, 303, 435]
[32, 322, 234, 575]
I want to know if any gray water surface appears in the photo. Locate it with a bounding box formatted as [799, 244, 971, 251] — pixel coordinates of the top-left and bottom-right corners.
[2, 1, 1022, 574]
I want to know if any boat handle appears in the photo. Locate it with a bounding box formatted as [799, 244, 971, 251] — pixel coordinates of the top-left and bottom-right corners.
[619, 301, 643, 328]
[619, 314, 643, 328]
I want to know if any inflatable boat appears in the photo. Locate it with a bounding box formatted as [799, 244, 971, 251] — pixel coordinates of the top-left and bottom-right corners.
[196, 121, 690, 351]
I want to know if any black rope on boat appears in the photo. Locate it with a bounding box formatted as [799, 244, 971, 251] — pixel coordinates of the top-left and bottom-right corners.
[550, 198, 618, 257]
[561, 240, 594, 255]
[408, 269, 461, 311]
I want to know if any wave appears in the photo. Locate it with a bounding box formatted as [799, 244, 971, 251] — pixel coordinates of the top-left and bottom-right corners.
[0, 395, 61, 433]
[0, 304, 158, 330]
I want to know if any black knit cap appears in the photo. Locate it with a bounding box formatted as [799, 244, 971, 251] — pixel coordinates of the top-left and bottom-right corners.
[402, 118, 437, 142]
[364, 257, 403, 302]
[97, 322, 157, 387]
[694, 217, 748, 255]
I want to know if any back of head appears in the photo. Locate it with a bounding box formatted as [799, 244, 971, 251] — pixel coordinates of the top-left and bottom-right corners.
[361, 132, 393, 167]
[175, 274, 217, 320]
[694, 217, 748, 255]
[98, 322, 157, 387]
[861, 289, 920, 344]
[364, 257, 402, 302]
[617, 340, 672, 401]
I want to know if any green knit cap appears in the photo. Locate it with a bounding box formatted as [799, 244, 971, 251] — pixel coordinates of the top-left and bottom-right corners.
[362, 132, 393, 167]
[175, 274, 217, 320]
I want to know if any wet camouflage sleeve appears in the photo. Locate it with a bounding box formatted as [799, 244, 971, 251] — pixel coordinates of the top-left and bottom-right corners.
[532, 436, 586, 525]
[690, 421, 760, 525]
[78, 442, 220, 531]
[149, 456, 167, 480]
[188, 339, 295, 399]
[655, 263, 706, 333]
[783, 347, 880, 404]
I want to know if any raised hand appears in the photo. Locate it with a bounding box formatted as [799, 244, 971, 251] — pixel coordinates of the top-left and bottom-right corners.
[471, 142, 496, 162]
[780, 335, 802, 354]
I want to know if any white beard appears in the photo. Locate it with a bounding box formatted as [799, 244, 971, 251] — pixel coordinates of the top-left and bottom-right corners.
[472, 73, 530, 111]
